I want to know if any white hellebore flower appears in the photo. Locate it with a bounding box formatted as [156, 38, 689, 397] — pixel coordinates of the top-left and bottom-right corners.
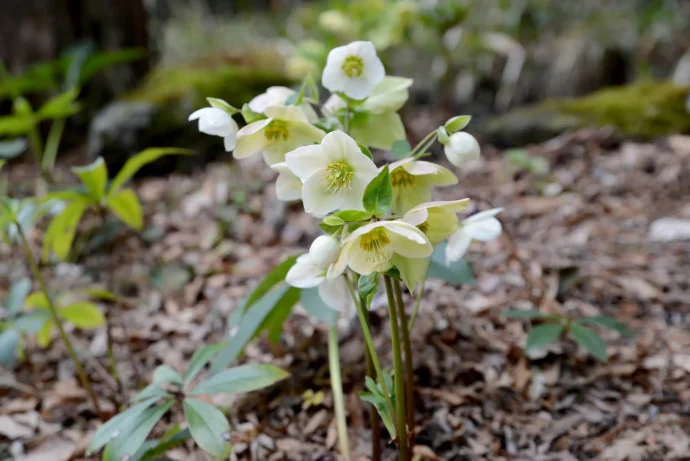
[234, 106, 325, 165]
[446, 208, 503, 263]
[248, 86, 318, 121]
[329, 220, 432, 278]
[389, 158, 458, 215]
[188, 106, 238, 151]
[443, 131, 481, 168]
[285, 130, 378, 217]
[286, 235, 349, 311]
[403, 199, 470, 246]
[322, 41, 385, 100]
[271, 162, 302, 201]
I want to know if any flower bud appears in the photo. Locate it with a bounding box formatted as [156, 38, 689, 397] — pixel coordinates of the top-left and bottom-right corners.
[309, 235, 340, 268]
[444, 132, 480, 168]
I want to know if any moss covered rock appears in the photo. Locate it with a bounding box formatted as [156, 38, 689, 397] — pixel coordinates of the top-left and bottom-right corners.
[482, 81, 690, 146]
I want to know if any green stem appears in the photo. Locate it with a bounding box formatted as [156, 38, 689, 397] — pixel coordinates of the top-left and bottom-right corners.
[344, 105, 352, 135]
[344, 273, 395, 421]
[14, 220, 103, 419]
[408, 280, 426, 331]
[328, 327, 351, 461]
[410, 130, 438, 158]
[393, 280, 415, 448]
[42, 118, 66, 174]
[384, 276, 409, 460]
[364, 302, 382, 461]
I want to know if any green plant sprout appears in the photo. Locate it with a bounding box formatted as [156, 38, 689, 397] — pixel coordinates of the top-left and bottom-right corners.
[88, 343, 288, 461]
[503, 309, 633, 361]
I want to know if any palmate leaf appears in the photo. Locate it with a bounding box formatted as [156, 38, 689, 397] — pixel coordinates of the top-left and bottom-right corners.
[189, 363, 288, 396]
[183, 398, 232, 459]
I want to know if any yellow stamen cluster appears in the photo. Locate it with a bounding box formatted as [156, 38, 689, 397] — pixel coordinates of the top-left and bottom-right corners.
[391, 168, 416, 188]
[359, 228, 391, 253]
[264, 120, 289, 142]
[342, 56, 364, 77]
[324, 162, 354, 193]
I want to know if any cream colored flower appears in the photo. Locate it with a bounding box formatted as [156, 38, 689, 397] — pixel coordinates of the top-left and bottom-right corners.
[234, 106, 325, 165]
[271, 162, 302, 201]
[328, 220, 432, 278]
[248, 86, 318, 121]
[188, 107, 238, 151]
[443, 131, 480, 168]
[388, 158, 458, 215]
[402, 199, 470, 245]
[322, 41, 385, 100]
[285, 130, 378, 217]
[446, 208, 503, 262]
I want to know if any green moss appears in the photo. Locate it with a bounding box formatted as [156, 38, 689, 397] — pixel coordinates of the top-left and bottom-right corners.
[548, 81, 690, 138]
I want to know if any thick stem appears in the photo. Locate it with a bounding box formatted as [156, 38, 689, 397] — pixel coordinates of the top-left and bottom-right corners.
[15, 222, 103, 419]
[394, 280, 415, 449]
[364, 305, 382, 461]
[408, 280, 425, 331]
[343, 273, 395, 421]
[328, 327, 351, 461]
[384, 276, 409, 461]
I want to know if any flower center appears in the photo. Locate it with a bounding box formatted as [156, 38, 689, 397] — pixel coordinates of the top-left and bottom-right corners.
[416, 221, 429, 234]
[324, 162, 354, 193]
[342, 56, 364, 77]
[359, 228, 391, 253]
[391, 168, 416, 188]
[264, 120, 289, 143]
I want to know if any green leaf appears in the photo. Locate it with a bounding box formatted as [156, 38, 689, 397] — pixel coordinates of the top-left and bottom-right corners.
[0, 138, 27, 159]
[72, 157, 108, 201]
[106, 188, 143, 230]
[351, 111, 405, 150]
[300, 288, 339, 327]
[0, 114, 35, 137]
[37, 89, 80, 119]
[183, 398, 232, 459]
[107, 401, 174, 461]
[211, 285, 298, 375]
[259, 286, 300, 345]
[206, 97, 239, 116]
[36, 320, 53, 347]
[322, 215, 344, 227]
[0, 328, 20, 366]
[427, 242, 476, 285]
[109, 148, 193, 194]
[184, 343, 226, 387]
[59, 302, 105, 328]
[445, 115, 472, 133]
[358, 273, 379, 307]
[6, 278, 31, 314]
[24, 292, 50, 310]
[390, 139, 411, 159]
[42, 200, 88, 261]
[570, 323, 608, 362]
[579, 316, 632, 336]
[237, 256, 298, 315]
[190, 363, 288, 396]
[87, 397, 160, 455]
[357, 141, 374, 160]
[138, 428, 191, 461]
[502, 309, 551, 319]
[333, 210, 372, 222]
[152, 365, 183, 386]
[241, 103, 262, 124]
[132, 384, 171, 403]
[363, 165, 392, 217]
[525, 323, 564, 352]
[286, 79, 307, 106]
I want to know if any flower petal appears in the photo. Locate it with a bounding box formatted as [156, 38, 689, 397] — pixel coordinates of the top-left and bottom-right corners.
[286, 255, 326, 288]
[285, 144, 327, 179]
[392, 254, 429, 293]
[223, 134, 237, 152]
[386, 223, 433, 259]
[271, 162, 302, 201]
[466, 217, 502, 241]
[446, 229, 472, 263]
[318, 277, 350, 311]
[301, 169, 345, 217]
[248, 86, 295, 113]
[265, 105, 310, 124]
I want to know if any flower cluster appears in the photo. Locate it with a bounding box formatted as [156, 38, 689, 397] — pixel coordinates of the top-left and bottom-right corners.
[190, 41, 502, 311]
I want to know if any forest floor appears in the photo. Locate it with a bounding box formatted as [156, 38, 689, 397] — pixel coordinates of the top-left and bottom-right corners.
[2, 128, 690, 461]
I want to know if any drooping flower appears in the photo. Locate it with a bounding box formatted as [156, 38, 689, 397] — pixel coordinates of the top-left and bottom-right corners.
[285, 130, 378, 217]
[328, 220, 432, 278]
[188, 106, 238, 151]
[443, 131, 481, 168]
[402, 199, 470, 245]
[234, 106, 325, 165]
[388, 158, 458, 215]
[322, 41, 385, 100]
[446, 208, 503, 263]
[286, 236, 349, 311]
[271, 162, 302, 201]
[323, 76, 413, 115]
[248, 86, 318, 121]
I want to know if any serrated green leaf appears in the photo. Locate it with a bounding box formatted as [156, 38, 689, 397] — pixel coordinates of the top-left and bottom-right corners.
[390, 139, 411, 159]
[87, 397, 160, 455]
[579, 316, 632, 336]
[445, 115, 472, 133]
[525, 323, 564, 352]
[106, 188, 143, 230]
[6, 278, 31, 314]
[358, 273, 379, 307]
[570, 323, 608, 362]
[190, 363, 288, 396]
[184, 343, 226, 387]
[42, 200, 87, 261]
[427, 242, 476, 285]
[59, 302, 105, 328]
[107, 401, 174, 461]
[72, 157, 108, 201]
[183, 398, 232, 459]
[299, 288, 339, 326]
[109, 148, 193, 194]
[363, 165, 392, 217]
[152, 365, 183, 386]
